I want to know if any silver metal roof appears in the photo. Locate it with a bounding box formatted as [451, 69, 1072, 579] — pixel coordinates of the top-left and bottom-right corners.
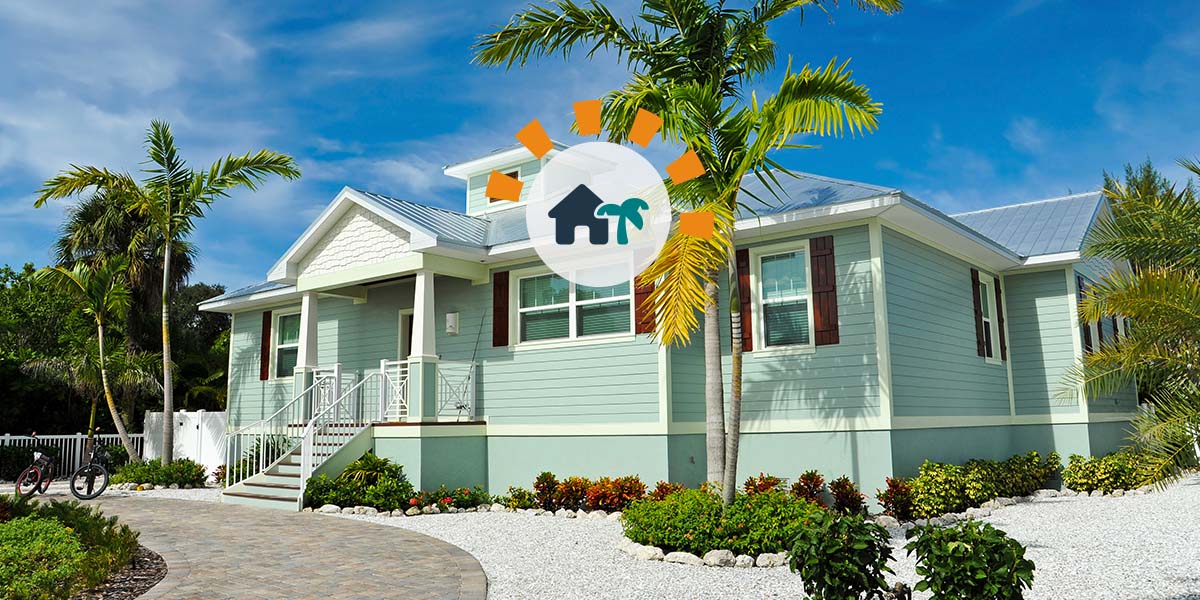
[952, 192, 1104, 257]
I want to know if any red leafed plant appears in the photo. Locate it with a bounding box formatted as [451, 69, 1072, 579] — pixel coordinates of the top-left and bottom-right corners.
[649, 481, 686, 501]
[829, 476, 867, 515]
[790, 470, 827, 507]
[876, 476, 914, 522]
[743, 472, 784, 495]
[534, 471, 559, 510]
[585, 476, 646, 511]
[552, 476, 592, 510]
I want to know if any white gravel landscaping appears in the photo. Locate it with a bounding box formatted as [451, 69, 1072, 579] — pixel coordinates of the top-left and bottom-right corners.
[36, 480, 222, 502]
[336, 474, 1200, 600]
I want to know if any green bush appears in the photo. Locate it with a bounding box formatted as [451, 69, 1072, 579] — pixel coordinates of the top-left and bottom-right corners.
[111, 458, 207, 487]
[1062, 452, 1148, 493]
[341, 452, 403, 485]
[829, 476, 866, 515]
[623, 489, 822, 555]
[0, 516, 86, 599]
[649, 480, 685, 501]
[789, 511, 893, 600]
[303, 454, 416, 511]
[718, 490, 824, 555]
[34, 500, 139, 588]
[504, 486, 539, 510]
[585, 476, 646, 511]
[910, 451, 1060, 518]
[101, 443, 130, 469]
[905, 521, 1035, 599]
[742, 472, 785, 495]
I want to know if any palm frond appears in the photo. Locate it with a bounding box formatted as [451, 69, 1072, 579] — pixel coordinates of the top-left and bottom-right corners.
[1128, 378, 1200, 487]
[472, 0, 647, 69]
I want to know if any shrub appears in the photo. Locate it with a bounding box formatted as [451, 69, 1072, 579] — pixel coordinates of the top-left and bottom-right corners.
[534, 471, 559, 510]
[876, 477, 915, 522]
[102, 443, 130, 469]
[362, 477, 418, 512]
[586, 476, 646, 511]
[504, 486, 539, 510]
[906, 521, 1035, 599]
[111, 458, 207, 487]
[789, 470, 826, 507]
[211, 464, 228, 487]
[1062, 452, 1147, 493]
[451, 485, 491, 508]
[341, 452, 404, 485]
[303, 456, 416, 511]
[830, 476, 866, 515]
[789, 511, 894, 600]
[34, 500, 139, 588]
[0, 516, 86, 598]
[910, 451, 1061, 518]
[649, 481, 686, 501]
[718, 490, 824, 555]
[552, 476, 591, 510]
[622, 489, 724, 555]
[742, 472, 785, 495]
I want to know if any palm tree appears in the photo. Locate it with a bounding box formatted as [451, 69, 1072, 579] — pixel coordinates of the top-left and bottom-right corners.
[1076, 158, 1200, 485]
[31, 258, 158, 460]
[597, 197, 650, 245]
[35, 120, 301, 463]
[476, 0, 897, 496]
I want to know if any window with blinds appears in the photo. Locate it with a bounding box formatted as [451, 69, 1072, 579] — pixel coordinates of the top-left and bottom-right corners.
[518, 273, 631, 343]
[759, 250, 811, 347]
[274, 313, 301, 378]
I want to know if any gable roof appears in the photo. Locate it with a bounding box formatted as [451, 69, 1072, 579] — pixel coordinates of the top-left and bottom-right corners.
[352, 189, 489, 247]
[737, 171, 898, 218]
[952, 191, 1104, 258]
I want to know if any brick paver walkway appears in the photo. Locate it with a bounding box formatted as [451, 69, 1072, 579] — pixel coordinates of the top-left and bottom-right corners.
[50, 493, 487, 599]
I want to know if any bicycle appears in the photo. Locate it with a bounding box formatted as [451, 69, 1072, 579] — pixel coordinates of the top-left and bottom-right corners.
[14, 433, 55, 498]
[69, 439, 111, 500]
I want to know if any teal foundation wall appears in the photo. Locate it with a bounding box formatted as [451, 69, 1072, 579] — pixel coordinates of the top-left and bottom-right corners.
[732, 430, 894, 490]
[1086, 421, 1134, 456]
[667, 434, 706, 486]
[373, 434, 489, 491]
[486, 435, 669, 492]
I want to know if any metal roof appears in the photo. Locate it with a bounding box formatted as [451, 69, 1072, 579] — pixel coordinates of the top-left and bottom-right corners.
[952, 192, 1104, 257]
[201, 280, 292, 304]
[354, 189, 489, 247]
[736, 171, 898, 218]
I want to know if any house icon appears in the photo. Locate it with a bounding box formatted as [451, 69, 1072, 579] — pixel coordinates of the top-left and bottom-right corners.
[548, 184, 609, 245]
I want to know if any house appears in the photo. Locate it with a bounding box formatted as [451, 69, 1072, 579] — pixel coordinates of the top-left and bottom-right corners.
[200, 142, 1137, 510]
[549, 184, 609, 244]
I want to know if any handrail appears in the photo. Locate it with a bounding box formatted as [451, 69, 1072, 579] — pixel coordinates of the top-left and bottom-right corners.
[437, 360, 476, 421]
[226, 376, 324, 438]
[297, 371, 384, 508]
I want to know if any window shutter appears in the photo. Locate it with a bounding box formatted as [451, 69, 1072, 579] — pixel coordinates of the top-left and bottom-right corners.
[1096, 317, 1104, 346]
[1111, 315, 1119, 339]
[970, 268, 985, 357]
[810, 235, 840, 346]
[492, 271, 509, 347]
[993, 276, 1007, 361]
[1077, 275, 1093, 354]
[735, 248, 753, 352]
[634, 281, 655, 334]
[259, 311, 272, 381]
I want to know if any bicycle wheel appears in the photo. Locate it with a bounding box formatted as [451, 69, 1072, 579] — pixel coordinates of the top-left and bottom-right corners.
[15, 466, 41, 498]
[70, 464, 109, 500]
[36, 464, 53, 494]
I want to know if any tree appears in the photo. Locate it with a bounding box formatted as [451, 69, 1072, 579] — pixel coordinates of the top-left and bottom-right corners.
[1077, 158, 1200, 485]
[32, 259, 153, 459]
[476, 0, 897, 497]
[35, 120, 301, 463]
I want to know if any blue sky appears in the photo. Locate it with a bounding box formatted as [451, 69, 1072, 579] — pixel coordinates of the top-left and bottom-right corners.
[1, 1, 1196, 289]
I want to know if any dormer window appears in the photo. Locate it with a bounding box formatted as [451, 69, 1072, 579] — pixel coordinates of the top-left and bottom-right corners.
[489, 170, 520, 203]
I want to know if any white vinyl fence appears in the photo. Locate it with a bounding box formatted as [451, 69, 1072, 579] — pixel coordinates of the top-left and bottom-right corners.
[0, 433, 146, 477]
[142, 410, 227, 479]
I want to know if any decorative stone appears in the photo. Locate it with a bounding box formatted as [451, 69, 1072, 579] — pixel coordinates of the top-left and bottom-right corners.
[340, 507, 356, 514]
[490, 503, 506, 512]
[1018, 495, 1035, 503]
[633, 545, 664, 561]
[477, 504, 490, 512]
[965, 507, 992, 519]
[576, 509, 589, 518]
[734, 555, 755, 568]
[360, 507, 378, 516]
[1111, 489, 1125, 497]
[980, 500, 999, 510]
[421, 505, 435, 514]
[928, 517, 947, 527]
[876, 515, 900, 529]
[995, 497, 1017, 507]
[755, 553, 787, 568]
[1033, 489, 1059, 499]
[589, 510, 607, 519]
[317, 504, 341, 514]
[1090, 490, 1104, 497]
[1137, 485, 1154, 494]
[607, 511, 623, 522]
[406, 507, 421, 516]
[703, 549, 736, 567]
[302, 507, 313, 513]
[390, 509, 406, 517]
[169, 483, 180, 489]
[564, 509, 577, 518]
[664, 552, 705, 566]
[466, 507, 477, 513]
[555, 508, 571, 518]
[141, 483, 155, 490]
[184, 484, 193, 489]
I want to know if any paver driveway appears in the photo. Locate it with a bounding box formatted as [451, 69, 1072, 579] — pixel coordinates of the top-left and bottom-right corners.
[47, 492, 487, 600]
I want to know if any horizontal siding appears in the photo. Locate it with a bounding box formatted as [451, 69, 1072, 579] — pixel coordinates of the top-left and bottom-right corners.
[999, 269, 1077, 414]
[466, 158, 542, 214]
[883, 227, 1010, 417]
[1074, 263, 1139, 412]
[227, 311, 293, 427]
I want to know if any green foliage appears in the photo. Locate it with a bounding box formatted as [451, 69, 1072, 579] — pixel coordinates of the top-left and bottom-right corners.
[534, 471, 558, 510]
[362, 477, 418, 512]
[33, 500, 140, 588]
[876, 477, 915, 522]
[1062, 452, 1149, 493]
[718, 490, 824, 555]
[788, 511, 894, 600]
[623, 489, 821, 555]
[111, 458, 207, 487]
[789, 470, 826, 507]
[649, 480, 685, 501]
[742, 472, 785, 495]
[552, 476, 591, 510]
[0, 516, 86, 599]
[585, 476, 646, 511]
[341, 452, 403, 485]
[303, 455, 415, 511]
[905, 521, 1035, 599]
[102, 442, 130, 468]
[829, 476, 866, 515]
[504, 487, 539, 510]
[910, 452, 1060, 518]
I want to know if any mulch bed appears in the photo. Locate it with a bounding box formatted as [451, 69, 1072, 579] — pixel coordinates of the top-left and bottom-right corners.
[71, 545, 167, 600]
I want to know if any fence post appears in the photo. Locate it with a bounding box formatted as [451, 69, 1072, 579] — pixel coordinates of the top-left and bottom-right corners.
[75, 433, 85, 474]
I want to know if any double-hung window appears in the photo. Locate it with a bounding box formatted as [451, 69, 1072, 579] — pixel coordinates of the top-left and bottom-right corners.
[517, 273, 631, 343]
[978, 278, 996, 358]
[758, 248, 813, 348]
[274, 312, 301, 378]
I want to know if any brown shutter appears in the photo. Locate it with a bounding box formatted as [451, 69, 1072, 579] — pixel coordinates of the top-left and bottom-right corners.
[993, 276, 1007, 361]
[1096, 317, 1104, 346]
[1077, 276, 1093, 354]
[735, 248, 753, 352]
[810, 235, 840, 346]
[492, 271, 509, 347]
[259, 311, 272, 381]
[970, 268, 985, 357]
[634, 281, 655, 334]
[1111, 315, 1119, 339]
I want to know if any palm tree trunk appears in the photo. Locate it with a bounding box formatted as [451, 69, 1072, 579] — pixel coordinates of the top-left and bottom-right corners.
[704, 271, 725, 485]
[98, 324, 141, 462]
[85, 398, 98, 459]
[722, 249, 743, 505]
[160, 239, 175, 464]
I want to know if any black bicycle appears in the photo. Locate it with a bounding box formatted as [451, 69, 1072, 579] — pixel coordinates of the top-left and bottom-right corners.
[14, 432, 111, 500]
[15, 433, 55, 498]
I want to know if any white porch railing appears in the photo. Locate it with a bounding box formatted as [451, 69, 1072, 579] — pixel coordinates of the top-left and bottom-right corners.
[1, 433, 145, 477]
[380, 359, 409, 422]
[298, 371, 388, 508]
[438, 360, 476, 421]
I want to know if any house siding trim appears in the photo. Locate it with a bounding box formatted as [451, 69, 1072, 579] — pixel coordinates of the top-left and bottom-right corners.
[1064, 267, 1088, 418]
[868, 221, 894, 426]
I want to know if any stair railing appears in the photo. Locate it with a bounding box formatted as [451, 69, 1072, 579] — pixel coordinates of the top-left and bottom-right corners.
[437, 360, 476, 421]
[297, 371, 385, 508]
[380, 359, 409, 422]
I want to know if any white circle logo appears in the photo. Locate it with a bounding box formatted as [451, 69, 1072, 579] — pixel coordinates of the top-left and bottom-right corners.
[525, 142, 671, 288]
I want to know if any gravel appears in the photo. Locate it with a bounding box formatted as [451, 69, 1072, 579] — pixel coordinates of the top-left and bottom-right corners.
[36, 480, 222, 502]
[338, 474, 1200, 600]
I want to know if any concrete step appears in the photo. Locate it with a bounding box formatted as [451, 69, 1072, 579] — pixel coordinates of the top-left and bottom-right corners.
[222, 490, 299, 511]
[239, 481, 301, 500]
[254, 472, 301, 486]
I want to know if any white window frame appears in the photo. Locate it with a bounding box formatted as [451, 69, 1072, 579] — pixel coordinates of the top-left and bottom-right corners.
[977, 277, 1002, 364]
[509, 267, 635, 350]
[270, 307, 302, 381]
[750, 240, 816, 355]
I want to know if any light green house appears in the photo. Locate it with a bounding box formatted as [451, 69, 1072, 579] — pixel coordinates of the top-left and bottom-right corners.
[201, 143, 1137, 510]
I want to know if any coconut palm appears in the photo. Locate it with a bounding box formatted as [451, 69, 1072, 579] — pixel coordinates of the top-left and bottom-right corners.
[31, 258, 158, 460]
[1076, 158, 1200, 485]
[35, 120, 301, 463]
[597, 197, 650, 245]
[476, 0, 896, 496]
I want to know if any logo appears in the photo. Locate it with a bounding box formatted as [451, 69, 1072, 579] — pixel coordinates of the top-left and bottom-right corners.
[486, 102, 710, 288]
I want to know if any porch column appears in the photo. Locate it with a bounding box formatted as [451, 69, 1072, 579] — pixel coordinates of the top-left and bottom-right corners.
[407, 270, 439, 421]
[294, 291, 319, 417]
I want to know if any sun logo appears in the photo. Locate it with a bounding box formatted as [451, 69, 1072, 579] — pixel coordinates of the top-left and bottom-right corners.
[486, 102, 714, 288]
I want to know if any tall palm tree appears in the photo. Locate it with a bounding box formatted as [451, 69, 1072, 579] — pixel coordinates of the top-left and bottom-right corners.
[31, 258, 155, 460]
[476, 0, 897, 495]
[35, 121, 301, 463]
[1076, 158, 1200, 485]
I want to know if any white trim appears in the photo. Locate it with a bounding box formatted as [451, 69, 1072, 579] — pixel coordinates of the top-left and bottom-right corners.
[657, 344, 671, 427]
[199, 285, 299, 313]
[998, 275, 1017, 416]
[398, 308, 413, 360]
[1016, 251, 1081, 269]
[892, 411, 1134, 429]
[1065, 268, 1088, 415]
[372, 424, 488, 438]
[488, 422, 669, 436]
[749, 239, 815, 352]
[868, 221, 894, 426]
[509, 265, 635, 348]
[269, 307, 302, 382]
[443, 145, 564, 179]
[977, 276, 1002, 364]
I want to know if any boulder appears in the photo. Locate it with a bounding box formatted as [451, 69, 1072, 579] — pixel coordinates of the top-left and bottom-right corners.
[633, 545, 664, 561]
[421, 505, 435, 515]
[576, 509, 589, 519]
[664, 552, 704, 566]
[141, 483, 155, 490]
[589, 510, 607, 519]
[1033, 489, 1059, 499]
[928, 517, 947, 527]
[755, 553, 787, 568]
[168, 483, 180, 490]
[302, 507, 313, 513]
[1111, 489, 1125, 497]
[875, 515, 900, 529]
[359, 507, 378, 516]
[406, 507, 421, 516]
[184, 484, 193, 490]
[490, 503, 506, 512]
[980, 500, 999, 510]
[317, 504, 341, 514]
[994, 497, 1017, 507]
[477, 503, 490, 512]
[606, 511, 623, 522]
[391, 509, 407, 517]
[340, 507, 356, 514]
[965, 507, 992, 519]
[702, 549, 736, 567]
[734, 555, 755, 568]
[466, 507, 477, 513]
[1090, 490, 1104, 497]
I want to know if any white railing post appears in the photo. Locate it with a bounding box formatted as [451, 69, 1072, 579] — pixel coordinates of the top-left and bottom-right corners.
[379, 359, 389, 422]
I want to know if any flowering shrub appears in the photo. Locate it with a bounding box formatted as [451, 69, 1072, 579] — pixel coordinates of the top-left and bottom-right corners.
[830, 476, 866, 515]
[743, 472, 785, 495]
[552, 476, 592, 510]
[790, 470, 826, 507]
[503, 486, 539, 510]
[876, 477, 915, 522]
[585, 476, 646, 511]
[649, 481, 685, 501]
[534, 471, 559, 510]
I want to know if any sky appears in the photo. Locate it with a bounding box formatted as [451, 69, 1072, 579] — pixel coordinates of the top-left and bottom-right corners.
[0, 1, 1196, 290]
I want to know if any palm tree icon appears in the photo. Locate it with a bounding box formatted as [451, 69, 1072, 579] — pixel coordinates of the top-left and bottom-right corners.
[596, 197, 649, 245]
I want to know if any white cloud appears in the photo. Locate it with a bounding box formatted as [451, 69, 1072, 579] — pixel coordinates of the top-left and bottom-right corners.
[1004, 117, 1047, 155]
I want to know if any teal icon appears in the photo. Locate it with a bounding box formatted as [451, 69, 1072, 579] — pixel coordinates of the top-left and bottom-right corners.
[596, 197, 649, 246]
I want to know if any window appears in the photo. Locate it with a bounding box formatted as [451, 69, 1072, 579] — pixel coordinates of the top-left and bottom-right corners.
[978, 278, 995, 358]
[488, 170, 520, 203]
[517, 273, 631, 343]
[759, 249, 812, 348]
[274, 312, 301, 378]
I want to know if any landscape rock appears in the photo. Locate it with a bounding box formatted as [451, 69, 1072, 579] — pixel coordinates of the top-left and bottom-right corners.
[391, 509, 406, 517]
[1112, 489, 1125, 497]
[405, 507, 421, 516]
[633, 545, 664, 561]
[317, 504, 340, 514]
[589, 510, 607, 519]
[302, 507, 313, 513]
[168, 483, 180, 489]
[980, 499, 999, 510]
[576, 509, 589, 519]
[1091, 490, 1104, 497]
[340, 507, 356, 514]
[606, 511, 623, 522]
[928, 517, 947, 527]
[702, 550, 736, 567]
[359, 506, 378, 516]
[734, 555, 755, 568]
[141, 483, 154, 490]
[421, 505, 435, 515]
[1033, 489, 1059, 499]
[755, 553, 787, 568]
[490, 503, 506, 512]
[477, 504, 490, 512]
[555, 508, 571, 518]
[995, 497, 1017, 506]
[664, 552, 704, 566]
[875, 515, 900, 529]
[466, 507, 477, 512]
[184, 484, 193, 489]
[965, 507, 992, 519]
